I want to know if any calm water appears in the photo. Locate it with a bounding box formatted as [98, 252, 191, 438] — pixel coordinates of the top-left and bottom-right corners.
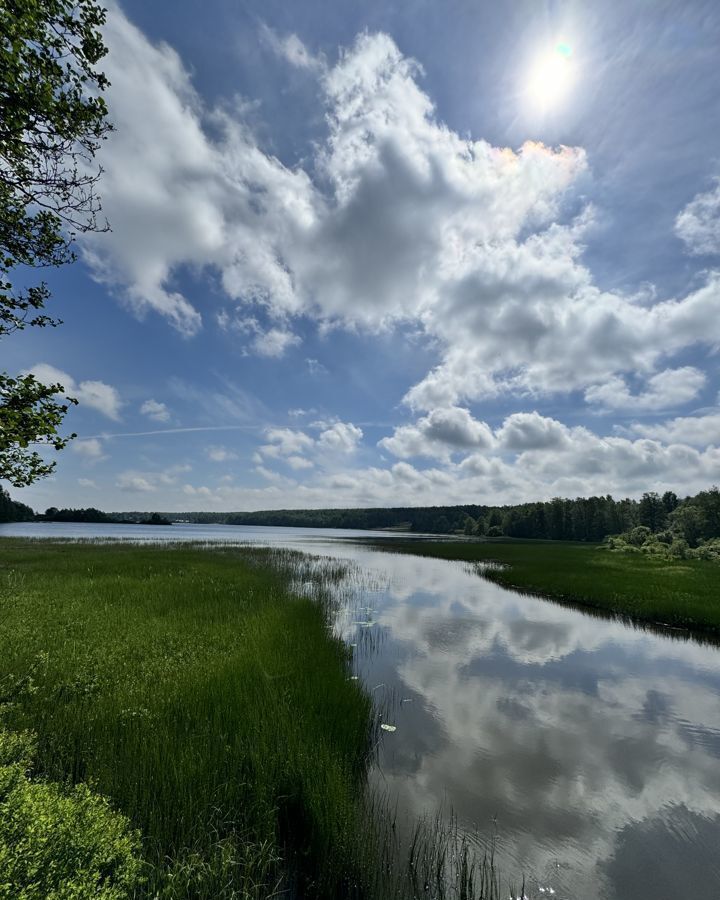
[2, 522, 719, 899]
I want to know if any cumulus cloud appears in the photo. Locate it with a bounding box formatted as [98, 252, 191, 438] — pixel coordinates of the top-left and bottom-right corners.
[317, 421, 363, 453]
[140, 399, 170, 422]
[380, 407, 494, 460]
[151, 410, 718, 512]
[260, 427, 315, 459]
[206, 446, 238, 463]
[496, 411, 571, 451]
[629, 411, 720, 448]
[77, 478, 98, 488]
[116, 472, 156, 493]
[217, 313, 300, 358]
[253, 421, 363, 476]
[71, 438, 105, 460]
[250, 327, 300, 358]
[675, 179, 720, 256]
[585, 367, 706, 412]
[29, 364, 122, 421]
[83, 11, 720, 450]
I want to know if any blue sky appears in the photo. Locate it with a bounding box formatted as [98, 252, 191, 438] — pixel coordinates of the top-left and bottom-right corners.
[6, 0, 720, 512]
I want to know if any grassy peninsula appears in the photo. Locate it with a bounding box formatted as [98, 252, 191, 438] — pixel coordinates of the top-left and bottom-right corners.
[374, 539, 720, 635]
[0, 540, 376, 897]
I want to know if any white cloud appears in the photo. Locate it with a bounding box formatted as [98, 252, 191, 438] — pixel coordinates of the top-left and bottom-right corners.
[496, 411, 571, 451]
[218, 313, 300, 358]
[29, 364, 122, 420]
[260, 427, 314, 458]
[254, 421, 363, 474]
[585, 367, 706, 412]
[380, 407, 494, 460]
[317, 421, 363, 453]
[675, 179, 720, 256]
[629, 411, 720, 448]
[206, 446, 238, 462]
[85, 13, 720, 430]
[77, 478, 98, 488]
[306, 359, 328, 376]
[115, 464, 190, 494]
[170, 411, 708, 510]
[116, 473, 156, 493]
[71, 438, 105, 460]
[250, 327, 300, 358]
[260, 25, 324, 72]
[286, 455, 314, 470]
[140, 399, 170, 422]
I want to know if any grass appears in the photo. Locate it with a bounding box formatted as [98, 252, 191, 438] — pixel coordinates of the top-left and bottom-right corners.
[371, 539, 720, 635]
[0, 538, 506, 899]
[0, 540, 374, 897]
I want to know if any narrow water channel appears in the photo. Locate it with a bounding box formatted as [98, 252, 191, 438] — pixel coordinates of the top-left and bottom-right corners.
[329, 543, 720, 900]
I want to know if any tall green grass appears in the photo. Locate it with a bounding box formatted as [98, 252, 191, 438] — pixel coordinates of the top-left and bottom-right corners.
[0, 539, 506, 899]
[372, 539, 720, 635]
[0, 541, 374, 896]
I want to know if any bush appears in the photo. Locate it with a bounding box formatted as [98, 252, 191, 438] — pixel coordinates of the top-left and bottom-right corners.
[0, 728, 142, 899]
[627, 525, 652, 547]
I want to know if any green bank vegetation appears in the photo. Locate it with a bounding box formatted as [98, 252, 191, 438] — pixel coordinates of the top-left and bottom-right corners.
[0, 541, 372, 897]
[374, 539, 720, 635]
[0, 539, 504, 899]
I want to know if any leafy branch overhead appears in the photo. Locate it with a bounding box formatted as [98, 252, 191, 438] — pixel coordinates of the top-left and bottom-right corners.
[0, 0, 112, 484]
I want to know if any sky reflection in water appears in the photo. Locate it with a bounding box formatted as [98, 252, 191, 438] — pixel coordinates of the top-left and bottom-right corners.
[331, 545, 720, 900]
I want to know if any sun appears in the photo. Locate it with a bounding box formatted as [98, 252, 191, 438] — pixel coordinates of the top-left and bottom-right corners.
[526, 42, 575, 113]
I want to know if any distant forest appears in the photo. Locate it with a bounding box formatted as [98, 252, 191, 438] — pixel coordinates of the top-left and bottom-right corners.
[1, 487, 719, 546]
[0, 488, 33, 523]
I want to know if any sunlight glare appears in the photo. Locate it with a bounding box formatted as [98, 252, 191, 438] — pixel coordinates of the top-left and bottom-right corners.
[526, 42, 575, 113]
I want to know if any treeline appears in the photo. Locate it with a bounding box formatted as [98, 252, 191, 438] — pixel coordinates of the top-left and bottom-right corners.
[604, 488, 720, 559]
[40, 508, 172, 526]
[0, 487, 34, 523]
[224, 505, 486, 533]
[224, 490, 720, 543]
[42, 507, 122, 524]
[2, 490, 719, 544]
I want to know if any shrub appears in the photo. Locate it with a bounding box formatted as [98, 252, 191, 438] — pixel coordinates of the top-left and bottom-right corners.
[627, 525, 652, 547]
[0, 728, 142, 899]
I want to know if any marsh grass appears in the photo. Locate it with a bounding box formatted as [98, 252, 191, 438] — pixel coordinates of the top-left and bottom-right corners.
[0, 540, 374, 896]
[0, 539, 505, 899]
[371, 539, 720, 636]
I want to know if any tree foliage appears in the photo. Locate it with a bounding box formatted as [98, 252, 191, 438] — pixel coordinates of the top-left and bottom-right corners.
[0, 0, 112, 485]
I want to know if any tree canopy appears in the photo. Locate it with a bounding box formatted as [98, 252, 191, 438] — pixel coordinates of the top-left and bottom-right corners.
[0, 0, 112, 486]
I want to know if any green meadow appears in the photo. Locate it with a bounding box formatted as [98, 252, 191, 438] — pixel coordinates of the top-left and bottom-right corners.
[0, 539, 503, 899]
[374, 539, 720, 635]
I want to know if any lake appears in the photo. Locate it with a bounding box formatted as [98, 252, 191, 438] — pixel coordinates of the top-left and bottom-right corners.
[2, 521, 719, 899]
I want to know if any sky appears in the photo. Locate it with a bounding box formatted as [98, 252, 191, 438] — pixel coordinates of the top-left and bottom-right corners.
[5, 0, 720, 512]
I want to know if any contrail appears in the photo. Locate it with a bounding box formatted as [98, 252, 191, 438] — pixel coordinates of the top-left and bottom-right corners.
[84, 421, 394, 440]
[86, 424, 263, 440]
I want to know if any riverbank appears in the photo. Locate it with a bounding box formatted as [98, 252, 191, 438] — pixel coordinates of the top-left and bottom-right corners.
[372, 539, 720, 635]
[0, 539, 378, 897]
